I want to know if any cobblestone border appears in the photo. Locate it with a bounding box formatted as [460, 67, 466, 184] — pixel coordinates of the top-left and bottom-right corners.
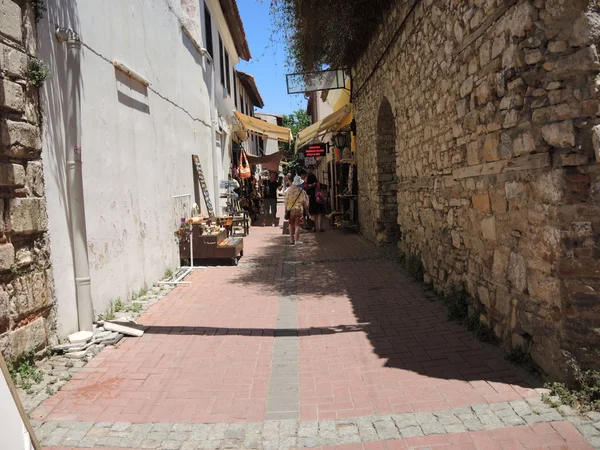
[32, 398, 600, 449]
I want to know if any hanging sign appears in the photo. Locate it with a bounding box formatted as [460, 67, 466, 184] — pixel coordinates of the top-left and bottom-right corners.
[304, 157, 317, 167]
[192, 155, 215, 218]
[304, 143, 327, 158]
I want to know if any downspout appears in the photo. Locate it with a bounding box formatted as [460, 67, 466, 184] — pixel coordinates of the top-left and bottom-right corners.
[201, 50, 220, 216]
[55, 27, 94, 331]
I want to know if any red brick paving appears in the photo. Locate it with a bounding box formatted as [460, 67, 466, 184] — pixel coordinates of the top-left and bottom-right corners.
[294, 232, 537, 421]
[36, 214, 534, 425]
[33, 228, 286, 424]
[317, 421, 593, 449]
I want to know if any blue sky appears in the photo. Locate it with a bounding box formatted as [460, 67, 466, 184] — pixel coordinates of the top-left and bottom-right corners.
[237, 0, 305, 116]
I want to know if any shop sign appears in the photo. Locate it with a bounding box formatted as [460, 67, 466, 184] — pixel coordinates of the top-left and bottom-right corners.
[304, 143, 327, 158]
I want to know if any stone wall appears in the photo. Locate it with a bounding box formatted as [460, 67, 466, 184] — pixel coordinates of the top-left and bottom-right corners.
[0, 0, 55, 360]
[353, 0, 600, 378]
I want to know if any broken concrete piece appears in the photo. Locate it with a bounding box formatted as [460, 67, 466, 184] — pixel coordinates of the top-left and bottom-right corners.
[67, 330, 94, 344]
[101, 333, 123, 346]
[92, 330, 111, 340]
[65, 350, 87, 359]
[53, 342, 85, 352]
[104, 321, 145, 337]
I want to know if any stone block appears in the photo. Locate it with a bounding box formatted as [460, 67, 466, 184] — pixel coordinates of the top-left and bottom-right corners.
[508, 252, 526, 292]
[467, 140, 481, 166]
[483, 133, 500, 162]
[492, 247, 510, 279]
[0, 120, 42, 159]
[543, 45, 600, 77]
[481, 216, 496, 240]
[9, 197, 47, 234]
[25, 161, 44, 196]
[0, 0, 23, 43]
[10, 317, 47, 357]
[472, 193, 491, 212]
[556, 152, 588, 167]
[0, 243, 14, 271]
[9, 270, 52, 318]
[528, 272, 561, 306]
[460, 76, 474, 98]
[541, 120, 575, 148]
[512, 132, 536, 156]
[0, 42, 27, 77]
[0, 79, 24, 112]
[0, 163, 25, 187]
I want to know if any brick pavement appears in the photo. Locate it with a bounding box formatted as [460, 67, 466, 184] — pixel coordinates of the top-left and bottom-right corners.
[32, 207, 599, 449]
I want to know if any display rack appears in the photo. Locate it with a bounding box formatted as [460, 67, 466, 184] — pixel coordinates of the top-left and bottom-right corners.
[330, 154, 358, 230]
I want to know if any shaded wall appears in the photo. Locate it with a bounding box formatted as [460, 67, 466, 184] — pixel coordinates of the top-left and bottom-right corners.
[354, 0, 600, 378]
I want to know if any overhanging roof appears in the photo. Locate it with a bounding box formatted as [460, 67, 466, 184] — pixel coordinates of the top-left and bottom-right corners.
[237, 71, 264, 108]
[234, 111, 292, 143]
[296, 104, 352, 149]
[219, 0, 251, 61]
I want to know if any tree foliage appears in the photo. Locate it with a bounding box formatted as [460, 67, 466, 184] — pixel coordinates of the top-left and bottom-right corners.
[281, 109, 311, 174]
[270, 0, 394, 72]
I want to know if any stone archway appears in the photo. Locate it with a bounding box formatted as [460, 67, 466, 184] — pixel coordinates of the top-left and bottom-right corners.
[375, 97, 400, 245]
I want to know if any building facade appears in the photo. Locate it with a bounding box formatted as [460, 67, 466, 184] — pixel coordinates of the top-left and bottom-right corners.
[352, 0, 600, 378]
[37, 0, 251, 337]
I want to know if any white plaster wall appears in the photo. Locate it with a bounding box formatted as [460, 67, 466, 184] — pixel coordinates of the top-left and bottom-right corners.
[39, 0, 218, 335]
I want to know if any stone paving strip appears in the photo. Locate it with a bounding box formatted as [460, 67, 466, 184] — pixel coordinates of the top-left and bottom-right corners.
[33, 398, 600, 449]
[265, 246, 301, 421]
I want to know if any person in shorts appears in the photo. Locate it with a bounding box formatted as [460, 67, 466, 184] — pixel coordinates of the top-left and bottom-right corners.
[284, 175, 309, 245]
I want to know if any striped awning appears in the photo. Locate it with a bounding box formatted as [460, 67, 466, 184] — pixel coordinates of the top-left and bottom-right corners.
[234, 111, 293, 143]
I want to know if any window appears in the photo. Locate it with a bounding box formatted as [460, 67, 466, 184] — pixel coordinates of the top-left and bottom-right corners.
[234, 76, 238, 108]
[224, 50, 231, 95]
[240, 96, 244, 115]
[204, 4, 213, 58]
[219, 35, 224, 87]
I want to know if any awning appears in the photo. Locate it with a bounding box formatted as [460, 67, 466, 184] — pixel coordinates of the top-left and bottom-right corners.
[234, 111, 292, 143]
[246, 151, 284, 172]
[296, 104, 352, 150]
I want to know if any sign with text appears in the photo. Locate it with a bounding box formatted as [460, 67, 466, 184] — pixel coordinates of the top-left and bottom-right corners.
[304, 143, 327, 158]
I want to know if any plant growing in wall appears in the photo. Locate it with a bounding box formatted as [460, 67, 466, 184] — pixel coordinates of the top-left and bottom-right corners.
[29, 0, 47, 23]
[27, 58, 50, 88]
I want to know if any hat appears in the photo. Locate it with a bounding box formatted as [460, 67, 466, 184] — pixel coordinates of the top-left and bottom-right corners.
[292, 175, 303, 186]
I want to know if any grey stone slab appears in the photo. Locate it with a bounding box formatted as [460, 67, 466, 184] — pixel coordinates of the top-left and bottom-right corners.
[209, 423, 229, 440]
[225, 424, 245, 440]
[190, 423, 211, 441]
[222, 438, 242, 448]
[478, 413, 505, 430]
[168, 431, 191, 441]
[172, 423, 193, 432]
[161, 439, 183, 449]
[76, 436, 100, 448]
[266, 399, 300, 412]
[510, 400, 533, 416]
[298, 421, 319, 438]
[421, 421, 445, 435]
[356, 418, 379, 442]
[392, 414, 419, 429]
[140, 438, 163, 449]
[152, 422, 175, 432]
[198, 440, 222, 449]
[501, 415, 526, 426]
[43, 427, 68, 447]
[119, 435, 145, 448]
[579, 424, 600, 438]
[319, 421, 338, 439]
[400, 426, 424, 438]
[279, 419, 299, 436]
[112, 421, 132, 432]
[297, 437, 320, 448]
[97, 436, 128, 447]
[444, 424, 468, 434]
[463, 419, 485, 431]
[279, 436, 297, 449]
[373, 419, 400, 439]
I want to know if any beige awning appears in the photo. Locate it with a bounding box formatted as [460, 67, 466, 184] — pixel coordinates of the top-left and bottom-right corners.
[296, 104, 352, 150]
[234, 111, 292, 143]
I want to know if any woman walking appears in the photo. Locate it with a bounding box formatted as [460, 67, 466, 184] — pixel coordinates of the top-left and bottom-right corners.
[305, 173, 327, 232]
[284, 175, 309, 245]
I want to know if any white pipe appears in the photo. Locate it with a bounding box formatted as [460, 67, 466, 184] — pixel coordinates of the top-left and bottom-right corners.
[56, 27, 94, 331]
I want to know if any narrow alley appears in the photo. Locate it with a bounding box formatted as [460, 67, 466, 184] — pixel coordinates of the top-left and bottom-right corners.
[31, 210, 597, 449]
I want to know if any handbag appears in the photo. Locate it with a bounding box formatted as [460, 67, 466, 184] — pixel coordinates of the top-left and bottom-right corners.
[315, 183, 326, 205]
[285, 191, 303, 220]
[239, 150, 251, 179]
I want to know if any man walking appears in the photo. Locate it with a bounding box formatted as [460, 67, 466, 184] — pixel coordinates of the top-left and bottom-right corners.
[263, 171, 281, 226]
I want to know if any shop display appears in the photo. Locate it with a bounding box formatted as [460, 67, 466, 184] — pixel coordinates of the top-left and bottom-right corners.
[178, 217, 244, 266]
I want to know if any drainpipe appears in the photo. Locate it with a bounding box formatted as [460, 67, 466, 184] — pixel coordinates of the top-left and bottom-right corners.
[200, 49, 220, 215]
[56, 27, 94, 332]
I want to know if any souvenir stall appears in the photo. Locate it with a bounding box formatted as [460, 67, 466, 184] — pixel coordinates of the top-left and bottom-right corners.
[180, 154, 244, 266]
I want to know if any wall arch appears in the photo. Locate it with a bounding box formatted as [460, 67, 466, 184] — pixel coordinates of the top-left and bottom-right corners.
[375, 97, 400, 245]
